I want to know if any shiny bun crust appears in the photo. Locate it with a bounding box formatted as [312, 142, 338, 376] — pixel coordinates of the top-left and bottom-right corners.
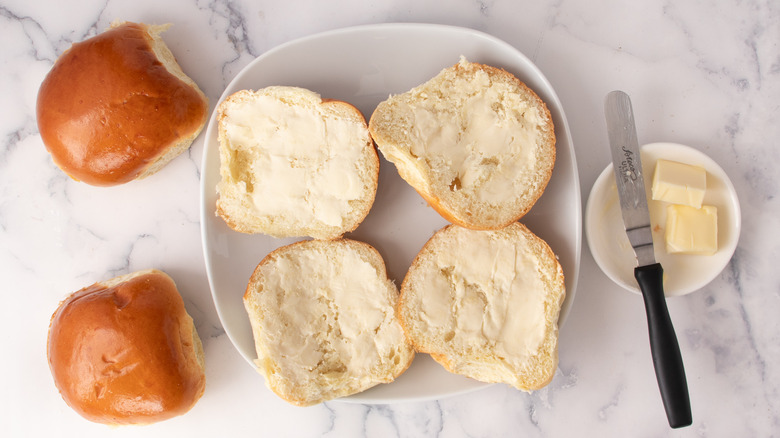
[36, 22, 208, 186]
[47, 269, 206, 425]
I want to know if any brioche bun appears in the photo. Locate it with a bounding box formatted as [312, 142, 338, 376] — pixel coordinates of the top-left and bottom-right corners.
[47, 269, 206, 425]
[369, 57, 556, 229]
[215, 86, 379, 240]
[36, 21, 208, 186]
[243, 239, 414, 406]
[398, 223, 565, 391]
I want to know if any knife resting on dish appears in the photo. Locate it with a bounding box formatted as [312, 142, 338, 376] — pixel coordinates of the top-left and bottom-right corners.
[604, 90, 692, 429]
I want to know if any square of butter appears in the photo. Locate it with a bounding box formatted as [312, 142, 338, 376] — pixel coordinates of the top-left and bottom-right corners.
[652, 159, 707, 208]
[665, 204, 718, 255]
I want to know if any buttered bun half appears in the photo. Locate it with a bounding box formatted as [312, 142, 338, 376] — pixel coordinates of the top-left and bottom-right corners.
[37, 21, 208, 186]
[369, 57, 556, 229]
[47, 269, 206, 425]
[398, 223, 565, 391]
[243, 239, 414, 406]
[216, 86, 379, 240]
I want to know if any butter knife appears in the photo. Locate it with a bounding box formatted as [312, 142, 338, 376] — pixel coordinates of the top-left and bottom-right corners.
[604, 90, 692, 428]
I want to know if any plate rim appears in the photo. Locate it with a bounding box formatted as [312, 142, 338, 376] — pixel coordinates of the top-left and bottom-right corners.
[199, 22, 581, 403]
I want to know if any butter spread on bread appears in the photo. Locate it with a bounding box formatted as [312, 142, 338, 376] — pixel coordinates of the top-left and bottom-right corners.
[243, 239, 414, 406]
[216, 86, 378, 240]
[369, 57, 556, 229]
[398, 223, 565, 391]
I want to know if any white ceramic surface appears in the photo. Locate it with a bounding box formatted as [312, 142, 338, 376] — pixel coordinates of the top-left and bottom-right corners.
[586, 142, 741, 296]
[200, 23, 580, 403]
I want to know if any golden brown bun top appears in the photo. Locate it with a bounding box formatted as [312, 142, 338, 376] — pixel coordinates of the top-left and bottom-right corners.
[47, 269, 205, 425]
[36, 22, 208, 186]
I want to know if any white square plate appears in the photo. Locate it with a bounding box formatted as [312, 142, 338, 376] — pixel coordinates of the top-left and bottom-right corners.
[200, 23, 581, 403]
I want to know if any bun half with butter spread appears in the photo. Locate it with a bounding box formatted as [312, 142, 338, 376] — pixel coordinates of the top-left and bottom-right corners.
[216, 86, 379, 240]
[36, 21, 208, 186]
[47, 269, 205, 425]
[398, 223, 565, 391]
[243, 239, 414, 406]
[369, 57, 556, 229]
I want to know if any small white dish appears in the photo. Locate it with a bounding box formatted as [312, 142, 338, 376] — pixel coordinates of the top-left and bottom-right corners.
[586, 142, 741, 296]
[200, 23, 581, 403]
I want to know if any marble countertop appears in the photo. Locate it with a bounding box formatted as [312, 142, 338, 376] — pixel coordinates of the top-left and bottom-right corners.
[2, 0, 778, 436]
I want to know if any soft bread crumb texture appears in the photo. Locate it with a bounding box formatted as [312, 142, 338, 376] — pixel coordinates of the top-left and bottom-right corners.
[216, 86, 379, 240]
[243, 239, 414, 406]
[36, 21, 208, 186]
[46, 269, 206, 425]
[369, 57, 556, 229]
[398, 223, 565, 391]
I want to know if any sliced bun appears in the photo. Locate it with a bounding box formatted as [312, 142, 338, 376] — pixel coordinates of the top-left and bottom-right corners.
[369, 57, 556, 229]
[243, 239, 414, 406]
[398, 223, 565, 391]
[47, 269, 206, 425]
[36, 21, 208, 186]
[216, 86, 379, 240]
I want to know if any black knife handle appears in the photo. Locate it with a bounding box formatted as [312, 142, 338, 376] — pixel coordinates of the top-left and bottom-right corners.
[635, 263, 692, 428]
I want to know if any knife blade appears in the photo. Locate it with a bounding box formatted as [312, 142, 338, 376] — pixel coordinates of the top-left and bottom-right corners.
[604, 90, 692, 429]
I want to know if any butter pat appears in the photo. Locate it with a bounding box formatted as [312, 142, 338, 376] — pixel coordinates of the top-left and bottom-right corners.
[665, 204, 718, 255]
[652, 159, 707, 208]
